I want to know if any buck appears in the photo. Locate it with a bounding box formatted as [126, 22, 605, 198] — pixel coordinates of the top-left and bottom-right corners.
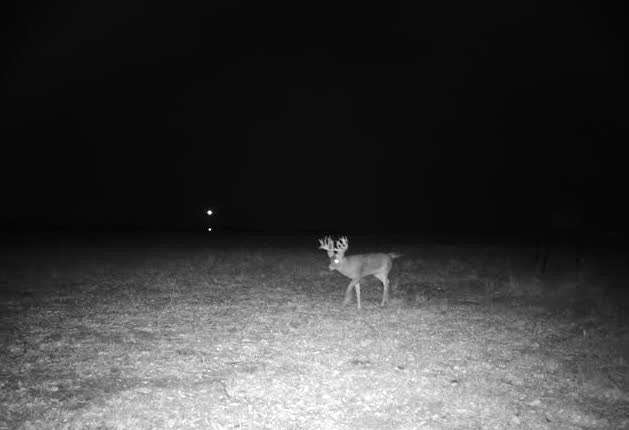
[318, 236, 401, 309]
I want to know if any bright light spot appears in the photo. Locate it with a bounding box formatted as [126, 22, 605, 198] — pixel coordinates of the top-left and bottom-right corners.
[206, 209, 213, 216]
[208, 227, 212, 232]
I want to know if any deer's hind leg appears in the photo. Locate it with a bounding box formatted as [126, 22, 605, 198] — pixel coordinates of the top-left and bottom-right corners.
[374, 272, 390, 306]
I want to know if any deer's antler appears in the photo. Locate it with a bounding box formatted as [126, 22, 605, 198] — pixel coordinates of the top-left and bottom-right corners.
[318, 236, 334, 250]
[335, 237, 349, 255]
[318, 236, 349, 258]
[318, 236, 336, 257]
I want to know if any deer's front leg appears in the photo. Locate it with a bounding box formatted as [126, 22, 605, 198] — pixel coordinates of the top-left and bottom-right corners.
[344, 279, 358, 305]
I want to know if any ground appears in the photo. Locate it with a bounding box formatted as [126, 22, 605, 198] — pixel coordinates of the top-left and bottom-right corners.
[1, 235, 628, 429]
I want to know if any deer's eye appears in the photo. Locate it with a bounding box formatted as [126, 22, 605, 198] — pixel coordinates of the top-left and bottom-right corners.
[333, 258, 339, 264]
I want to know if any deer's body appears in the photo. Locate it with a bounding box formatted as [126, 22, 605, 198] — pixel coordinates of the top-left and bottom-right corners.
[319, 236, 401, 309]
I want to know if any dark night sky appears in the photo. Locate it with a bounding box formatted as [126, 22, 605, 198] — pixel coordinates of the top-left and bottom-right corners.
[2, 1, 628, 236]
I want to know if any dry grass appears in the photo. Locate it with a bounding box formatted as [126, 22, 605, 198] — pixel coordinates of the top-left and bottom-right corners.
[1, 238, 628, 429]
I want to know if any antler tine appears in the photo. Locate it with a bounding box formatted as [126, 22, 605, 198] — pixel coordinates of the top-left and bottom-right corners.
[318, 236, 338, 258]
[336, 236, 349, 252]
[318, 236, 334, 250]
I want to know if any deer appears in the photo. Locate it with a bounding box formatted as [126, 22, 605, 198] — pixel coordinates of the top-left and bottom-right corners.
[318, 236, 401, 309]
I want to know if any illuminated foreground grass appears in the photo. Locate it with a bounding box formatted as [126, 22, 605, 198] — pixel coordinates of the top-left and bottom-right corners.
[1, 241, 627, 429]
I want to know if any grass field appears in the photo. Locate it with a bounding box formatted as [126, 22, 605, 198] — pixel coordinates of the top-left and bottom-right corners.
[1, 234, 628, 429]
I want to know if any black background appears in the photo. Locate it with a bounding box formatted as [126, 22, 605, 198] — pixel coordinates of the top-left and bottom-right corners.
[3, 1, 628, 239]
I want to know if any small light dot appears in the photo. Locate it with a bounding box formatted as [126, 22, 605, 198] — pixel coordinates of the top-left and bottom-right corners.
[208, 227, 212, 232]
[206, 209, 213, 216]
